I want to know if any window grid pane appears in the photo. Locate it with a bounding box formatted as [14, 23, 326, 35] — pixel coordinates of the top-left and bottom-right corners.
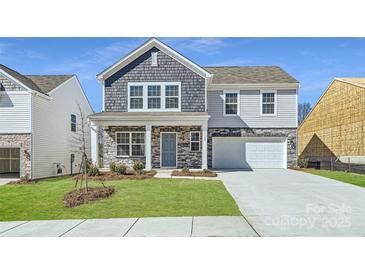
[191, 132, 200, 142]
[130, 86, 143, 97]
[130, 98, 143, 109]
[191, 142, 200, 152]
[148, 85, 161, 96]
[165, 97, 178, 109]
[148, 98, 161, 109]
[166, 85, 179, 97]
[225, 104, 237, 115]
[132, 133, 145, 144]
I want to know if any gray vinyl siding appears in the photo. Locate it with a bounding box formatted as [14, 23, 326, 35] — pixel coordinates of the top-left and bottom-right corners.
[207, 89, 297, 128]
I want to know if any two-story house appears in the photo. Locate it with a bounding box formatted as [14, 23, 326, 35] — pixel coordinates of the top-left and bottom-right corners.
[89, 38, 299, 170]
[0, 64, 93, 179]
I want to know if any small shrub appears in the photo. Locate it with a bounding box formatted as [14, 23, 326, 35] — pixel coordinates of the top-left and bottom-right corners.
[115, 163, 127, 175]
[87, 163, 100, 176]
[203, 169, 210, 174]
[133, 160, 144, 174]
[298, 157, 309, 168]
[109, 162, 116, 172]
[20, 174, 30, 182]
[181, 167, 190, 174]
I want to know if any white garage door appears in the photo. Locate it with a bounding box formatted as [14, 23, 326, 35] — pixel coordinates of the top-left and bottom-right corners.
[212, 137, 286, 169]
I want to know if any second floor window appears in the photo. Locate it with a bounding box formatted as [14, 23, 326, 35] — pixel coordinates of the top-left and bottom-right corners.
[224, 92, 239, 115]
[130, 86, 144, 109]
[71, 114, 76, 132]
[148, 85, 161, 109]
[261, 91, 276, 115]
[165, 85, 179, 109]
[128, 82, 181, 111]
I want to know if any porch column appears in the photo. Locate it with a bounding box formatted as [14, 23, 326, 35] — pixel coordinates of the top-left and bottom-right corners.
[90, 122, 99, 166]
[145, 124, 152, 170]
[202, 122, 208, 169]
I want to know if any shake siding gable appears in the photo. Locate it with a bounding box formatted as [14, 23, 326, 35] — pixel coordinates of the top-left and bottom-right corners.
[104, 47, 206, 112]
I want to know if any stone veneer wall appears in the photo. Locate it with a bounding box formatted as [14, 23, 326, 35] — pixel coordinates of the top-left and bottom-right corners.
[102, 126, 203, 169]
[0, 134, 31, 177]
[208, 128, 297, 167]
[152, 126, 202, 168]
[103, 126, 146, 167]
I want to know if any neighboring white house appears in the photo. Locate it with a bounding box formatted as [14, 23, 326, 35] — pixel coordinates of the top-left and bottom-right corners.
[0, 64, 94, 179]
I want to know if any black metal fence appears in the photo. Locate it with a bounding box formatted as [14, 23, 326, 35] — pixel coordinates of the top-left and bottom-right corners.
[307, 158, 365, 175]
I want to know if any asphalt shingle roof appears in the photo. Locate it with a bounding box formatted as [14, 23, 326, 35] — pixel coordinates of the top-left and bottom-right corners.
[0, 64, 73, 94]
[204, 66, 299, 84]
[26, 75, 73, 93]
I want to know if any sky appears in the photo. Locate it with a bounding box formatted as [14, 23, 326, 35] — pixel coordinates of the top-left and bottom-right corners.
[1, 37, 365, 112]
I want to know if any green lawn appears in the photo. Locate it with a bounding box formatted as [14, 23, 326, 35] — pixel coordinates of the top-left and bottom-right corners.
[299, 168, 365, 188]
[0, 176, 241, 221]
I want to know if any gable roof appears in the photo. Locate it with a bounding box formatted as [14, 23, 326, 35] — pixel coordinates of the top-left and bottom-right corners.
[97, 38, 212, 81]
[204, 66, 299, 84]
[0, 64, 73, 94]
[335, 77, 365, 89]
[26, 75, 74, 93]
[0, 64, 43, 92]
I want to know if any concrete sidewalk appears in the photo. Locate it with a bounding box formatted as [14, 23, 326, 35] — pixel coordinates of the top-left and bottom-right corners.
[0, 216, 258, 237]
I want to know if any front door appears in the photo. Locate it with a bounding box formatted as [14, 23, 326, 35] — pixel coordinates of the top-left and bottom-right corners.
[161, 133, 177, 167]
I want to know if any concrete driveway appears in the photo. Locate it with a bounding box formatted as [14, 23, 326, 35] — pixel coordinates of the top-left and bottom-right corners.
[0, 178, 13, 186]
[218, 169, 365, 236]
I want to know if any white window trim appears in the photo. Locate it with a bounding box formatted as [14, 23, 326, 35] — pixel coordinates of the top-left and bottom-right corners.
[223, 90, 240, 116]
[260, 90, 277, 116]
[190, 131, 201, 152]
[115, 131, 145, 157]
[128, 82, 181, 112]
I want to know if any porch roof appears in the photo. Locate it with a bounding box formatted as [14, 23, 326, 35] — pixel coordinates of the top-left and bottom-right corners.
[89, 111, 210, 126]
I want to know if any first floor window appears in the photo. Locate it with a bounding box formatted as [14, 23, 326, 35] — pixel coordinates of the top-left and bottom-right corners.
[130, 85, 144, 109]
[225, 92, 238, 115]
[262, 91, 276, 115]
[71, 114, 76, 132]
[116, 132, 145, 156]
[190, 132, 200, 152]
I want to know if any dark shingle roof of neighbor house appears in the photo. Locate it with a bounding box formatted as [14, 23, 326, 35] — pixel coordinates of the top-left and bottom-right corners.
[204, 66, 299, 84]
[0, 64, 73, 94]
[26, 75, 74, 93]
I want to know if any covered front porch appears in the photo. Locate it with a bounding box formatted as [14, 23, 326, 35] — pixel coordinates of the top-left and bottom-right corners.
[89, 112, 210, 170]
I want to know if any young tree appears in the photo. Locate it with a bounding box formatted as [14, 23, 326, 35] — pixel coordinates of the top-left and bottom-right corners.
[72, 104, 91, 192]
[298, 102, 312, 125]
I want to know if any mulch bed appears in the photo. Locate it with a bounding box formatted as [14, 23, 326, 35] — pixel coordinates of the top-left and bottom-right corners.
[64, 186, 115, 208]
[7, 179, 38, 185]
[171, 170, 217, 177]
[72, 170, 157, 181]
